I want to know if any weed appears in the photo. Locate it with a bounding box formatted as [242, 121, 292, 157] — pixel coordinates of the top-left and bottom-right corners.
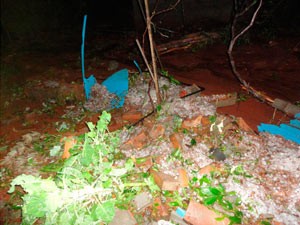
[8, 111, 160, 224]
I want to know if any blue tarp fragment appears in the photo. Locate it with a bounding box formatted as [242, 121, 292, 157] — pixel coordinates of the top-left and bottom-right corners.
[258, 113, 300, 144]
[81, 15, 96, 100]
[102, 69, 129, 108]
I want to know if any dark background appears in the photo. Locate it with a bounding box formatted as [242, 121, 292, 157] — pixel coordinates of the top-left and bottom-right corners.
[1, 0, 300, 47]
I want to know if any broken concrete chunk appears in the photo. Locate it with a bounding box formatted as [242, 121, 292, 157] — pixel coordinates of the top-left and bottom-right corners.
[109, 209, 137, 225]
[272, 98, 300, 116]
[170, 210, 189, 225]
[133, 192, 152, 212]
[214, 93, 237, 108]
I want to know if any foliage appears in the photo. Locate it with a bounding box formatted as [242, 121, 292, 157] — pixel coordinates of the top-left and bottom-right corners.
[190, 172, 243, 224]
[8, 111, 160, 225]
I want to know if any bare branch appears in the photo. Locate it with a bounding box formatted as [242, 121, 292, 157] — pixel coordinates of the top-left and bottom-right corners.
[227, 0, 274, 104]
[152, 0, 182, 18]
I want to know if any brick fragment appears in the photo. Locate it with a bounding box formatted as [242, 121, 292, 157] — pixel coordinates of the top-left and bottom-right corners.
[122, 111, 143, 122]
[169, 133, 183, 149]
[184, 200, 229, 225]
[178, 168, 189, 187]
[123, 131, 148, 150]
[182, 115, 203, 129]
[151, 170, 180, 191]
[149, 124, 165, 139]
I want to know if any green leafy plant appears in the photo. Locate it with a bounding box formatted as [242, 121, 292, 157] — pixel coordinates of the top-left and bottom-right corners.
[190, 173, 243, 224]
[8, 111, 160, 225]
[160, 70, 181, 85]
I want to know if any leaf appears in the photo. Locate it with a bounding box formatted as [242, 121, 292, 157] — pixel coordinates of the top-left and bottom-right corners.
[97, 111, 111, 133]
[50, 145, 62, 157]
[80, 141, 94, 167]
[23, 192, 47, 218]
[169, 201, 180, 207]
[91, 201, 115, 223]
[203, 196, 217, 205]
[110, 168, 127, 177]
[209, 187, 221, 196]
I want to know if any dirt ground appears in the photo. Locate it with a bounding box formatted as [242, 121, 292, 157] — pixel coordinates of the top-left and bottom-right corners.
[0, 34, 300, 224]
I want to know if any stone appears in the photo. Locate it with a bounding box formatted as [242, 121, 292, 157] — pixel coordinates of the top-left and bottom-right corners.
[170, 210, 189, 225]
[151, 170, 180, 191]
[109, 209, 137, 225]
[184, 200, 229, 225]
[214, 93, 237, 108]
[133, 192, 152, 212]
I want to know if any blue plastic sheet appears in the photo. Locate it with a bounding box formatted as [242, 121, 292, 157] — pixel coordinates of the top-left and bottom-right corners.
[102, 69, 129, 108]
[258, 114, 300, 144]
[81, 15, 96, 100]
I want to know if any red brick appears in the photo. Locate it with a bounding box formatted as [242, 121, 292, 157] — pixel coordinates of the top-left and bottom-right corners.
[152, 197, 169, 220]
[122, 111, 143, 122]
[178, 168, 189, 187]
[236, 117, 254, 133]
[134, 156, 153, 171]
[182, 115, 203, 129]
[151, 170, 180, 191]
[169, 133, 183, 149]
[123, 131, 148, 150]
[184, 200, 230, 225]
[149, 124, 165, 139]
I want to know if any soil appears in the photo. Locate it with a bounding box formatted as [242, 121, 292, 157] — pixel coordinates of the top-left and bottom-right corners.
[0, 33, 300, 224]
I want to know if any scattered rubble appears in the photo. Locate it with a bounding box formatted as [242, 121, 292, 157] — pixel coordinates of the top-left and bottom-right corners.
[1, 73, 299, 225]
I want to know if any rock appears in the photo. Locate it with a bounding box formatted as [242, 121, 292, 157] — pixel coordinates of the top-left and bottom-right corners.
[133, 192, 152, 212]
[170, 210, 189, 225]
[109, 209, 137, 225]
[184, 200, 229, 225]
[209, 148, 226, 161]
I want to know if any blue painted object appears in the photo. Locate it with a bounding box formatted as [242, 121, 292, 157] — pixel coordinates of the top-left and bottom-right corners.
[258, 115, 300, 144]
[133, 60, 142, 75]
[102, 69, 129, 108]
[175, 207, 186, 218]
[81, 15, 96, 100]
[295, 113, 300, 119]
